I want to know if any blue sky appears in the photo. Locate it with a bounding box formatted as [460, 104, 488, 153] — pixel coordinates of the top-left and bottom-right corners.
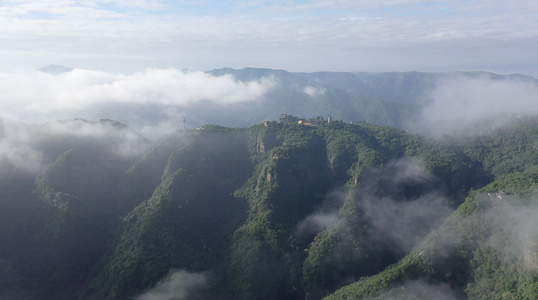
[0, 0, 537, 75]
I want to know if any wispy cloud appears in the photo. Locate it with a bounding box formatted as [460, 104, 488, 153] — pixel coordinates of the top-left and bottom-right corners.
[299, 158, 453, 256]
[303, 85, 325, 97]
[359, 158, 454, 252]
[135, 270, 207, 300]
[371, 280, 462, 300]
[477, 193, 538, 267]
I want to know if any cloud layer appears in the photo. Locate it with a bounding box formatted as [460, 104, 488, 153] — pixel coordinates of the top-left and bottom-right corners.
[417, 74, 538, 136]
[0, 68, 275, 125]
[0, 118, 149, 175]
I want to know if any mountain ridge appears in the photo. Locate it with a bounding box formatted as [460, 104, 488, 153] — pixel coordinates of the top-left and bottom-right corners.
[0, 116, 507, 299]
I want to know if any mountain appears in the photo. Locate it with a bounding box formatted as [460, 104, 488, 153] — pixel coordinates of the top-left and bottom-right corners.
[326, 117, 538, 299]
[0, 119, 150, 299]
[2, 116, 538, 299]
[89, 68, 537, 140]
[326, 172, 538, 300]
[207, 68, 416, 129]
[93, 68, 416, 136]
[293, 71, 538, 106]
[38, 64, 74, 74]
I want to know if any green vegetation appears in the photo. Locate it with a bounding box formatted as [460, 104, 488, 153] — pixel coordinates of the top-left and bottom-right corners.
[327, 170, 538, 300]
[3, 117, 538, 299]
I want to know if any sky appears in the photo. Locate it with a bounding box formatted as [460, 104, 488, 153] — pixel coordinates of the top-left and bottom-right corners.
[1, 0, 538, 75]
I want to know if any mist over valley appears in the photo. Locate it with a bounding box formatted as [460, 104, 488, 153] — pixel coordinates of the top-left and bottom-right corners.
[3, 0, 538, 298]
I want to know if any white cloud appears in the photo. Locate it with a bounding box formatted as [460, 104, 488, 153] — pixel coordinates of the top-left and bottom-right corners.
[297, 211, 339, 234]
[135, 270, 207, 300]
[0, 118, 149, 174]
[303, 85, 325, 97]
[417, 74, 538, 136]
[0, 119, 43, 174]
[0, 68, 275, 124]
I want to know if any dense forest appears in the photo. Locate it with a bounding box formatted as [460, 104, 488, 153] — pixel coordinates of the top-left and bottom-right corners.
[2, 115, 538, 299]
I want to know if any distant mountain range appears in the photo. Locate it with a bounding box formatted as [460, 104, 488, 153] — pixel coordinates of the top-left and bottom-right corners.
[92, 68, 538, 138]
[37, 66, 537, 139]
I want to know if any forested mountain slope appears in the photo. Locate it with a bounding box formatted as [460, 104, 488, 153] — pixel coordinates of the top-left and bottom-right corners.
[294, 71, 538, 106]
[328, 117, 538, 299]
[1, 117, 538, 299]
[0, 119, 150, 299]
[327, 172, 538, 300]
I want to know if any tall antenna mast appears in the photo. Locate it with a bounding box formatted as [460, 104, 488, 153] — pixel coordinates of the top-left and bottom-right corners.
[183, 116, 186, 131]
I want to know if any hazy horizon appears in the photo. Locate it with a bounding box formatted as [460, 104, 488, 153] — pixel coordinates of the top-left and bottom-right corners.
[1, 1, 537, 77]
[2, 1, 538, 140]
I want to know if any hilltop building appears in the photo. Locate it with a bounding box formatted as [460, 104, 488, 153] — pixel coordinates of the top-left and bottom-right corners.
[297, 115, 333, 126]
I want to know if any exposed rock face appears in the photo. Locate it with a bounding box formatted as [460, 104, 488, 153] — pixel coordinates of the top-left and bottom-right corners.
[257, 140, 265, 153]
